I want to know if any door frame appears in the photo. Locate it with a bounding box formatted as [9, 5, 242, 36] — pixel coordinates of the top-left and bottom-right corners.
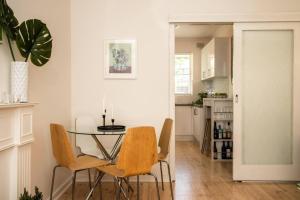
[168, 12, 300, 181]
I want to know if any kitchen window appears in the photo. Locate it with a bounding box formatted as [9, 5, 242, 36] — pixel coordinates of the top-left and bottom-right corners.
[175, 54, 193, 95]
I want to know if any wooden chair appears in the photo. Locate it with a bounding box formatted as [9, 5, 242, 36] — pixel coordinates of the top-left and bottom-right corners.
[49, 123, 109, 200]
[96, 126, 160, 200]
[158, 118, 174, 200]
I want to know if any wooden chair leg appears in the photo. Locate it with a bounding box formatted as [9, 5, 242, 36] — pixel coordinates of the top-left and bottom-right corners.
[50, 165, 60, 200]
[159, 161, 164, 190]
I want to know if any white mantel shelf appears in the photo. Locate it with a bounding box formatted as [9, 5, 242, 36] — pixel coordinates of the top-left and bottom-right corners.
[0, 103, 37, 199]
[0, 102, 38, 109]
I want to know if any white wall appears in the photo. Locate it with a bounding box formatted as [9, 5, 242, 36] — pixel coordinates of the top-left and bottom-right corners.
[0, 0, 298, 197]
[0, 0, 71, 198]
[71, 0, 300, 181]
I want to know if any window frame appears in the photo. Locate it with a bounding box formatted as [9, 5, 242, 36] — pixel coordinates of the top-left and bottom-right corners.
[174, 53, 193, 96]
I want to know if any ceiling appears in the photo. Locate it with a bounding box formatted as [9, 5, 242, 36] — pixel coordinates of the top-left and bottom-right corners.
[175, 24, 231, 38]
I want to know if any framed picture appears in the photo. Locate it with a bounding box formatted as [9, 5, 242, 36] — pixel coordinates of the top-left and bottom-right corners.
[104, 39, 137, 79]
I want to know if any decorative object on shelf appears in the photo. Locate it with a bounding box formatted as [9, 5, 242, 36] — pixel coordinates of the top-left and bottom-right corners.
[19, 187, 43, 200]
[0, 0, 52, 103]
[104, 39, 137, 79]
[11, 61, 28, 102]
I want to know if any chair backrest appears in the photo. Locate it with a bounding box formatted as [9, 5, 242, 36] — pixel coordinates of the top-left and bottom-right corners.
[50, 123, 76, 168]
[158, 118, 173, 158]
[75, 116, 102, 157]
[117, 126, 158, 176]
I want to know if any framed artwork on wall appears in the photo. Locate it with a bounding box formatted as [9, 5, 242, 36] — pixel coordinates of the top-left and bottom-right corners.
[104, 39, 137, 79]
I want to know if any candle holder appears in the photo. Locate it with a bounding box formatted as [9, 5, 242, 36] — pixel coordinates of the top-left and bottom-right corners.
[102, 114, 106, 127]
[111, 118, 115, 126]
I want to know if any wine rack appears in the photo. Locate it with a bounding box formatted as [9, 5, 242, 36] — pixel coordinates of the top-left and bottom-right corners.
[203, 98, 233, 161]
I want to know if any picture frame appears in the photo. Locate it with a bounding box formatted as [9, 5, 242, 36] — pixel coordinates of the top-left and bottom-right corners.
[104, 39, 137, 79]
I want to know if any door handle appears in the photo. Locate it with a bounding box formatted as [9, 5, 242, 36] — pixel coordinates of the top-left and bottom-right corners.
[235, 94, 239, 103]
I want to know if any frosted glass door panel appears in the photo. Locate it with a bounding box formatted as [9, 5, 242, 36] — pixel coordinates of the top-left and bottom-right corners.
[242, 30, 293, 165]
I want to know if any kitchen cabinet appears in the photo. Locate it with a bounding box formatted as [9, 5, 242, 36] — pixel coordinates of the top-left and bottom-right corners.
[201, 37, 231, 80]
[175, 105, 193, 141]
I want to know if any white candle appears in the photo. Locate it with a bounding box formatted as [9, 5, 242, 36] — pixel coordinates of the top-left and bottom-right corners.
[111, 104, 114, 119]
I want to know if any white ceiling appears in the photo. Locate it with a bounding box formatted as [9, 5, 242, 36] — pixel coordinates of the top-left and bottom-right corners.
[175, 24, 229, 38]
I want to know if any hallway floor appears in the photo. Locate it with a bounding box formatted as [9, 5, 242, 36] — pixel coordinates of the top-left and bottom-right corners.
[59, 141, 300, 199]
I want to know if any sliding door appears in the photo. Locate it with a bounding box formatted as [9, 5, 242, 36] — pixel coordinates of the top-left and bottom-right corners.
[233, 22, 300, 180]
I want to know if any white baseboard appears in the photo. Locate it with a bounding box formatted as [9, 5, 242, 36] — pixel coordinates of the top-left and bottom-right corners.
[45, 176, 72, 200]
[175, 135, 194, 141]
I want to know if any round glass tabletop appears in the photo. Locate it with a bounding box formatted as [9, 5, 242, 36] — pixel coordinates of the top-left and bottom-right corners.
[68, 126, 125, 135]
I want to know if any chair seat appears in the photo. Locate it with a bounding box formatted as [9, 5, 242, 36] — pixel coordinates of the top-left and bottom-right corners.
[69, 155, 109, 171]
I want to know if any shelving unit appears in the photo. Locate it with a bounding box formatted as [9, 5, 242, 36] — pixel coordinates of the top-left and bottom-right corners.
[203, 98, 233, 161]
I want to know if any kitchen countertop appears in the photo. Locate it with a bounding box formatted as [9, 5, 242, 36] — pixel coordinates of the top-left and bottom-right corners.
[203, 98, 233, 101]
[175, 103, 203, 108]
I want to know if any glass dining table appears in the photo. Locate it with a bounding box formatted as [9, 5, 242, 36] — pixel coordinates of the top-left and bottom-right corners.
[68, 126, 125, 162]
[67, 125, 133, 199]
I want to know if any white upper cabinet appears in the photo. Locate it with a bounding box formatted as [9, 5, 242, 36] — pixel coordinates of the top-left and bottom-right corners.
[201, 38, 231, 80]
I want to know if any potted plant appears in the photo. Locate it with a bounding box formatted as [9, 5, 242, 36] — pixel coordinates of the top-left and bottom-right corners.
[19, 187, 43, 200]
[0, 0, 52, 102]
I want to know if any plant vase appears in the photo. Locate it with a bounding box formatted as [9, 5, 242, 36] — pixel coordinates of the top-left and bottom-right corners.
[11, 61, 28, 103]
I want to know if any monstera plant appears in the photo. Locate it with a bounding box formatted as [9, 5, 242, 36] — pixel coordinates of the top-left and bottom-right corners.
[16, 19, 52, 66]
[0, 0, 52, 102]
[0, 0, 19, 59]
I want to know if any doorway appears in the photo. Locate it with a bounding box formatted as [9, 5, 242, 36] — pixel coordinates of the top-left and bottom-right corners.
[173, 23, 234, 179]
[169, 15, 300, 182]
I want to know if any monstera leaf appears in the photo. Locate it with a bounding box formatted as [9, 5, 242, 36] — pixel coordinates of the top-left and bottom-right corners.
[0, 1, 2, 42]
[0, 0, 19, 39]
[16, 19, 52, 66]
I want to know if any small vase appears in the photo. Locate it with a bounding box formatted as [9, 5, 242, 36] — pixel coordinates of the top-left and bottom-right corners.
[11, 61, 28, 103]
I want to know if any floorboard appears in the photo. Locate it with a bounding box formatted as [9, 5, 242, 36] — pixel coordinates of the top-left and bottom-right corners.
[59, 141, 300, 200]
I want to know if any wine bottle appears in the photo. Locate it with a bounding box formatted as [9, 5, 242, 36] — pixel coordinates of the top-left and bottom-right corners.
[222, 122, 227, 139]
[226, 142, 231, 159]
[221, 141, 226, 159]
[213, 142, 218, 159]
[214, 122, 218, 139]
[226, 122, 231, 139]
[218, 124, 222, 139]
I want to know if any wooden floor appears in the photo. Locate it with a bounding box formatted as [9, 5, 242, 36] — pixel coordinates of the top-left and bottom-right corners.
[59, 141, 300, 200]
